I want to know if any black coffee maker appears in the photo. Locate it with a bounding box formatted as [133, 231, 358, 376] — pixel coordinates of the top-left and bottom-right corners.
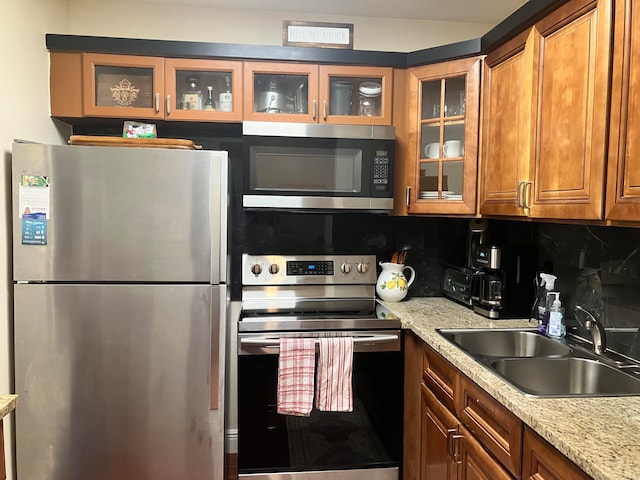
[471, 244, 536, 319]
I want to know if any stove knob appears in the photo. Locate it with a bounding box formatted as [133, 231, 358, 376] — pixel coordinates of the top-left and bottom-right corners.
[340, 262, 352, 274]
[269, 263, 280, 275]
[357, 262, 369, 274]
[251, 263, 263, 276]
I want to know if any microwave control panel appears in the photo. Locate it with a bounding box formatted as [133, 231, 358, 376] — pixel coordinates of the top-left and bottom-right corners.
[373, 150, 391, 192]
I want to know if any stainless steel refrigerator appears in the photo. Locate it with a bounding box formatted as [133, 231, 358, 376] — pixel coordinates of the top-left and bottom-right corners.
[11, 141, 228, 480]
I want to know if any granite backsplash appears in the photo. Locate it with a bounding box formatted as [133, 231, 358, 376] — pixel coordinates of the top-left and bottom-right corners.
[231, 210, 640, 349]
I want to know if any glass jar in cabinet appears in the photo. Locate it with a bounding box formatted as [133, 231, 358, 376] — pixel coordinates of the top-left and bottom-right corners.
[82, 53, 165, 118]
[164, 59, 243, 122]
[404, 57, 481, 215]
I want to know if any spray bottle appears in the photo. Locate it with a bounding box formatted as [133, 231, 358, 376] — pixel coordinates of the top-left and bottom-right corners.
[546, 292, 566, 338]
[536, 273, 557, 334]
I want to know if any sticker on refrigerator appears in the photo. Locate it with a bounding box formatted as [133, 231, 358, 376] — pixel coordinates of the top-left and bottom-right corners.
[19, 175, 50, 245]
[19, 175, 50, 219]
[21, 213, 47, 245]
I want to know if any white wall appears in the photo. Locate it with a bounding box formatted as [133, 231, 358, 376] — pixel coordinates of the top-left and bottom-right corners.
[67, 1, 493, 52]
[0, 2, 70, 478]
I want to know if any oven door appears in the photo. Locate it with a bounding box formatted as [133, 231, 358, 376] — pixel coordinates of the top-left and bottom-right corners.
[237, 331, 402, 480]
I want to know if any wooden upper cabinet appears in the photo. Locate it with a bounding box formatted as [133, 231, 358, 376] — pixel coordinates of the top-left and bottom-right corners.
[82, 53, 165, 119]
[529, 0, 611, 220]
[404, 57, 482, 216]
[51, 53, 244, 122]
[243, 62, 319, 123]
[606, 0, 640, 221]
[164, 58, 243, 122]
[318, 65, 393, 125]
[480, 0, 612, 221]
[480, 29, 537, 217]
[243, 62, 392, 125]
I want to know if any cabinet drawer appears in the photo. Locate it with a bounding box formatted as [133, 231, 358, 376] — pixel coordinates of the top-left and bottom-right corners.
[457, 375, 523, 478]
[522, 426, 592, 480]
[459, 423, 513, 480]
[423, 345, 458, 413]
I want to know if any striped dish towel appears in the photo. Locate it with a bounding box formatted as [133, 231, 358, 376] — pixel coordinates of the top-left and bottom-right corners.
[277, 337, 315, 417]
[316, 337, 354, 412]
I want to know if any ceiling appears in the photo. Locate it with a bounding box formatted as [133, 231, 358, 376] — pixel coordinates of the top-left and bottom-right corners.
[139, 0, 529, 24]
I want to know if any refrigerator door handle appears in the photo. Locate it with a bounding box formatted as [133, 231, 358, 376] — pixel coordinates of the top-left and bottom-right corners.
[211, 153, 230, 284]
[210, 286, 225, 411]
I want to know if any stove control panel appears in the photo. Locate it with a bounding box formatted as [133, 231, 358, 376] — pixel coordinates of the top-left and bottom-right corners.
[242, 254, 377, 285]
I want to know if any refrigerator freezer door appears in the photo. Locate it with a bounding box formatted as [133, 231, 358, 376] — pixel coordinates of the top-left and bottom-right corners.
[14, 283, 225, 480]
[12, 143, 228, 283]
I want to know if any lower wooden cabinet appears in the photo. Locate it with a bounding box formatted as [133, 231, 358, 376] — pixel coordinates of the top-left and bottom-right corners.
[457, 375, 522, 478]
[404, 331, 593, 480]
[522, 427, 592, 480]
[421, 384, 459, 480]
[421, 384, 511, 480]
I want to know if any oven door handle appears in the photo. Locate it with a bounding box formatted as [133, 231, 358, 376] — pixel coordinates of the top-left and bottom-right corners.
[238, 332, 401, 353]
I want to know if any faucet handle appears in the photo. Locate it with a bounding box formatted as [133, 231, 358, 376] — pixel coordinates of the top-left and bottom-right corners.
[574, 304, 607, 354]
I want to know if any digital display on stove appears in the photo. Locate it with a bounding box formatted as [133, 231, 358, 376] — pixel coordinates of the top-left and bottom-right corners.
[287, 260, 334, 275]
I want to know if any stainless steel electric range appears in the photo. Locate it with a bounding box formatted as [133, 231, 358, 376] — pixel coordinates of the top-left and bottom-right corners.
[237, 254, 403, 480]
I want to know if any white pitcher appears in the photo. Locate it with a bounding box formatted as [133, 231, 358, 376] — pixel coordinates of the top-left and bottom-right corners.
[376, 262, 416, 302]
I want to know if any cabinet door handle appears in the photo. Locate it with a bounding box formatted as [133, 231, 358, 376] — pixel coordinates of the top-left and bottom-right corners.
[166, 94, 171, 115]
[446, 428, 457, 458]
[406, 186, 411, 206]
[155, 93, 160, 113]
[323, 100, 327, 120]
[452, 434, 464, 464]
[447, 430, 464, 464]
[312, 99, 317, 120]
[523, 181, 532, 209]
[516, 181, 523, 208]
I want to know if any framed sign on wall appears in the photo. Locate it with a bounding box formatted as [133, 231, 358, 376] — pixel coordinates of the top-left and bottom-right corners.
[283, 21, 354, 49]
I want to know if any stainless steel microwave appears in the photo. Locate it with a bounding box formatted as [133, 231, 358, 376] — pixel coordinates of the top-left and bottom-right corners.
[242, 121, 395, 212]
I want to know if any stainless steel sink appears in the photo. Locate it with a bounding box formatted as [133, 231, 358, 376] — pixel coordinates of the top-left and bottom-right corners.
[491, 357, 640, 397]
[437, 328, 640, 397]
[439, 328, 572, 357]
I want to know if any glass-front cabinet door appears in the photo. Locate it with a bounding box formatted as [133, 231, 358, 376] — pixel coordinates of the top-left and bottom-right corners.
[405, 57, 481, 215]
[244, 62, 319, 123]
[82, 53, 165, 119]
[164, 59, 243, 122]
[319, 65, 393, 125]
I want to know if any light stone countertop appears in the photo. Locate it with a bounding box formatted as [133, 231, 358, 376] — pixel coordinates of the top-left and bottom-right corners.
[382, 297, 640, 480]
[0, 395, 17, 420]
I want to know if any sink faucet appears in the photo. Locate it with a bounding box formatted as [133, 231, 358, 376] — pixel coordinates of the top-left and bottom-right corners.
[574, 305, 607, 354]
